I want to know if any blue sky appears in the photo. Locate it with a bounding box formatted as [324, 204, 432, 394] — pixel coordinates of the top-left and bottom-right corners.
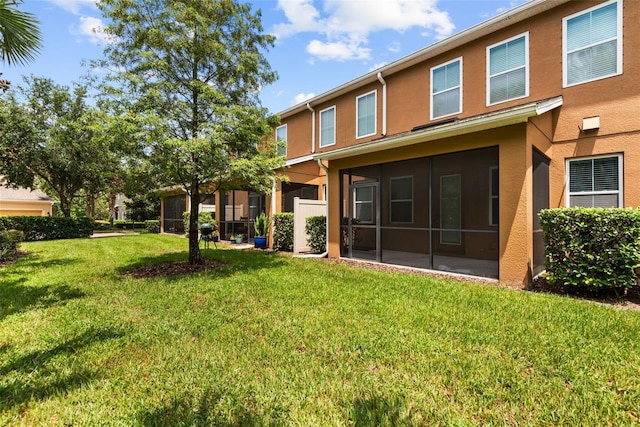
[7, 0, 527, 114]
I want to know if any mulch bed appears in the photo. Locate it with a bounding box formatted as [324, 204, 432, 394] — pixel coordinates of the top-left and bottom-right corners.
[0, 251, 28, 267]
[121, 258, 226, 279]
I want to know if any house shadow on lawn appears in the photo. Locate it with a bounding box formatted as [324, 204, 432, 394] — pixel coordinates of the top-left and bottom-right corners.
[119, 249, 288, 280]
[0, 326, 125, 412]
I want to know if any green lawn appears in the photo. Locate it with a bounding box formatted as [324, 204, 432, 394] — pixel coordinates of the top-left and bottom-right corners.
[1, 234, 639, 425]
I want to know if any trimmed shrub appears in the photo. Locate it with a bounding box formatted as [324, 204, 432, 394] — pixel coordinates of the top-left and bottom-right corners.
[144, 220, 160, 234]
[305, 215, 326, 254]
[0, 216, 93, 241]
[273, 212, 294, 252]
[113, 220, 146, 230]
[0, 229, 24, 261]
[539, 207, 640, 290]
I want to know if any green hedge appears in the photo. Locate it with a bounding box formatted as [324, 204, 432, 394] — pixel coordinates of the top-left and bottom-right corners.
[0, 229, 24, 261]
[144, 220, 160, 234]
[0, 216, 93, 241]
[273, 212, 294, 252]
[539, 207, 640, 290]
[113, 220, 146, 230]
[305, 215, 326, 254]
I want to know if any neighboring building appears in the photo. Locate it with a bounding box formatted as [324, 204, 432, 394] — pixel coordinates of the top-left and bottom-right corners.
[0, 181, 54, 216]
[161, 0, 639, 286]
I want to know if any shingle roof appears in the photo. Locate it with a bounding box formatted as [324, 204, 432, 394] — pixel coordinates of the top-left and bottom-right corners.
[0, 183, 53, 202]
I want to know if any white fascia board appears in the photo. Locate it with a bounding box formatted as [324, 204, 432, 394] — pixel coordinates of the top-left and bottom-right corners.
[315, 96, 563, 161]
[285, 154, 315, 167]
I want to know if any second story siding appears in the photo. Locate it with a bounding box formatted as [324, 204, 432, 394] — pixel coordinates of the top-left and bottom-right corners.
[277, 0, 638, 161]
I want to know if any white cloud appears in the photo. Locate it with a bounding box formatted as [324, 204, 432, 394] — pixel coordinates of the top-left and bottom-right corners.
[70, 16, 112, 45]
[272, 0, 455, 61]
[292, 92, 315, 105]
[45, 0, 98, 15]
[307, 39, 370, 61]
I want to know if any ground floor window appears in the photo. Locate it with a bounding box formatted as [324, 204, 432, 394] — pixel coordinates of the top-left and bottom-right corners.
[340, 147, 499, 278]
[566, 154, 622, 207]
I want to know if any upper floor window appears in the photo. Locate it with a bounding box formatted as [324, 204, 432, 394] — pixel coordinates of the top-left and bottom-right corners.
[566, 154, 622, 207]
[275, 124, 287, 157]
[319, 106, 336, 148]
[431, 57, 462, 120]
[356, 90, 376, 138]
[487, 33, 529, 105]
[563, 0, 621, 87]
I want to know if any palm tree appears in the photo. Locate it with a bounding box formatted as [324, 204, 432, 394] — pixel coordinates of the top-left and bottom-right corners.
[0, 0, 41, 66]
[0, 0, 41, 91]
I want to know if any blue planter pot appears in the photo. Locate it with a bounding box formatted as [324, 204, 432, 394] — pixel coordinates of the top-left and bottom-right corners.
[254, 236, 268, 249]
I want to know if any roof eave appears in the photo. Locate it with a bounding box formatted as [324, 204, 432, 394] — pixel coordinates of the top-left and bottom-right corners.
[314, 96, 563, 161]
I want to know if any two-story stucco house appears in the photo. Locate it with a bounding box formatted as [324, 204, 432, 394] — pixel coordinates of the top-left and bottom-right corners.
[160, 0, 638, 287]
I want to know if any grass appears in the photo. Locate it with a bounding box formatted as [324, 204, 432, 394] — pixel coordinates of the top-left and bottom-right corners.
[1, 234, 640, 425]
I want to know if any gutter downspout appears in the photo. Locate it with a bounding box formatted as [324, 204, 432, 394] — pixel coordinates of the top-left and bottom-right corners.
[307, 103, 316, 153]
[377, 72, 387, 137]
[297, 158, 330, 258]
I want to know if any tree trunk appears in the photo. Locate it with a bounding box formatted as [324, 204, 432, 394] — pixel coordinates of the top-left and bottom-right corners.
[85, 193, 95, 217]
[108, 192, 117, 226]
[60, 196, 72, 217]
[188, 184, 203, 265]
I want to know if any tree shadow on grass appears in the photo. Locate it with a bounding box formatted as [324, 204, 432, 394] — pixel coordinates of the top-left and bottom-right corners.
[348, 394, 409, 427]
[0, 326, 125, 411]
[0, 277, 85, 321]
[136, 389, 274, 426]
[2, 252, 81, 276]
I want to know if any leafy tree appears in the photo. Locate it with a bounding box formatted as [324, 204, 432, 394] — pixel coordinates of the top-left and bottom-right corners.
[0, 0, 42, 90]
[124, 193, 161, 222]
[97, 0, 283, 264]
[0, 76, 123, 217]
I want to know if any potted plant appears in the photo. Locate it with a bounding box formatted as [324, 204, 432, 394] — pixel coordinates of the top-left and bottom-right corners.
[234, 234, 244, 244]
[253, 212, 271, 249]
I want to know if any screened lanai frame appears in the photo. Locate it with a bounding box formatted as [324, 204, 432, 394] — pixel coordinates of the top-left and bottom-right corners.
[340, 146, 500, 278]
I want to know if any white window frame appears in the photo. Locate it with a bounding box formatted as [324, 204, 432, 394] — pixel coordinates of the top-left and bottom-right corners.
[389, 176, 413, 224]
[275, 124, 287, 157]
[356, 90, 377, 139]
[486, 32, 529, 106]
[489, 166, 499, 226]
[565, 154, 623, 208]
[430, 57, 463, 120]
[354, 186, 374, 224]
[562, 0, 622, 88]
[319, 105, 336, 148]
